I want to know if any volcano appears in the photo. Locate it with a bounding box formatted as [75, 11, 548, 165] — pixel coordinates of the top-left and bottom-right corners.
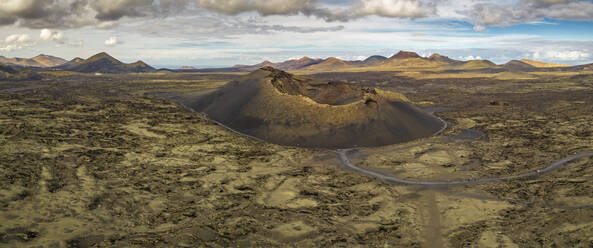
[184, 67, 444, 148]
[64, 52, 156, 73]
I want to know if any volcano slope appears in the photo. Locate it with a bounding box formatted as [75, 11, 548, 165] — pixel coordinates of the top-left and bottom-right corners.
[186, 67, 443, 148]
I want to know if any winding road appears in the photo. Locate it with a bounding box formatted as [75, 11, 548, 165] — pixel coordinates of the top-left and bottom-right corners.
[336, 107, 593, 187]
[169, 95, 593, 198]
[337, 149, 593, 187]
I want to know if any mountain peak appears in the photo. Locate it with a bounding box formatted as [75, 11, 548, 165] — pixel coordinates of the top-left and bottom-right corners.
[124, 60, 155, 71]
[132, 60, 148, 65]
[179, 66, 196, 70]
[325, 57, 343, 62]
[428, 53, 459, 64]
[502, 60, 534, 69]
[391, 51, 421, 59]
[31, 54, 67, 67]
[364, 55, 388, 61]
[520, 59, 570, 68]
[84, 52, 124, 66]
[67, 54, 155, 73]
[91, 52, 108, 57]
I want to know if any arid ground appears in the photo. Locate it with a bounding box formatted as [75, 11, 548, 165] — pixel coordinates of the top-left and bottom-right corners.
[1, 70, 592, 247]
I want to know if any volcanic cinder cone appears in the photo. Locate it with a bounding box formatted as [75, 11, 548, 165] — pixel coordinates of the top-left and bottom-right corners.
[188, 67, 444, 148]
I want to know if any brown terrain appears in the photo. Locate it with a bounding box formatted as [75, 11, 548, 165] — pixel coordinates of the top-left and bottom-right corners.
[181, 67, 443, 148]
[0, 54, 67, 68]
[520, 59, 570, 68]
[0, 54, 592, 247]
[57, 52, 156, 73]
[232, 51, 585, 73]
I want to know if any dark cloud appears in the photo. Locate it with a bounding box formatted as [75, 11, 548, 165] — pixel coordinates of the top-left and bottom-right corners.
[92, 0, 153, 20]
[465, 0, 593, 30]
[0, 0, 193, 29]
[3, 0, 587, 32]
[0, 0, 439, 30]
[193, 0, 436, 21]
[0, 0, 48, 19]
[132, 14, 345, 39]
[195, 0, 317, 16]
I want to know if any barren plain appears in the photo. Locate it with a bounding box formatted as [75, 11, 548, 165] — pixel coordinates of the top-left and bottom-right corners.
[1, 70, 593, 247]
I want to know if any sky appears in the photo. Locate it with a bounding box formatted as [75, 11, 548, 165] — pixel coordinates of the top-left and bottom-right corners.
[1, 0, 593, 68]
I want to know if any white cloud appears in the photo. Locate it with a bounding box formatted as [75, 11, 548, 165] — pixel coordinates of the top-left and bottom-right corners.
[0, 44, 18, 52]
[459, 55, 482, 60]
[68, 40, 84, 47]
[1, 33, 36, 51]
[5, 34, 32, 43]
[533, 50, 591, 61]
[40, 29, 65, 43]
[96, 21, 119, 29]
[473, 25, 485, 32]
[39, 29, 52, 40]
[104, 36, 123, 46]
[351, 0, 435, 19]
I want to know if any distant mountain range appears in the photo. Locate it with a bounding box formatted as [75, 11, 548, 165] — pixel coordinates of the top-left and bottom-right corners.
[519, 59, 569, 68]
[0, 52, 155, 74]
[56, 52, 156, 73]
[0, 50, 589, 74]
[0, 54, 67, 68]
[230, 51, 584, 72]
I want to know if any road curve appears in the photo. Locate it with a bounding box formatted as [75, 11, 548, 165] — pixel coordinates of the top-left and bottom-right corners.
[170, 96, 593, 189]
[337, 149, 593, 187]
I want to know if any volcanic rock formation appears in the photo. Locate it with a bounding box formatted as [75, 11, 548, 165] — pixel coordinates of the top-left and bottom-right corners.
[61, 52, 156, 73]
[0, 54, 67, 68]
[520, 59, 569, 68]
[188, 67, 444, 148]
[0, 64, 41, 80]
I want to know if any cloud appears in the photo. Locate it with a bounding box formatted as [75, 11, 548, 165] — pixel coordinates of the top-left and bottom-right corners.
[0, 0, 442, 30]
[533, 50, 591, 61]
[104, 36, 123, 46]
[349, 0, 435, 19]
[6, 34, 33, 43]
[546, 1, 593, 20]
[133, 15, 345, 40]
[195, 0, 317, 16]
[194, 0, 436, 21]
[40, 29, 65, 43]
[68, 40, 84, 47]
[1, 33, 36, 52]
[91, 0, 153, 20]
[96, 21, 120, 29]
[459, 55, 482, 60]
[0, 0, 195, 29]
[531, 0, 574, 7]
[0, 0, 92, 29]
[464, 0, 593, 31]
[0, 0, 46, 19]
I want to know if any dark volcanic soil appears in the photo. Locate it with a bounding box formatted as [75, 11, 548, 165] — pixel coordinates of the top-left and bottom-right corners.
[0, 70, 592, 247]
[184, 67, 444, 149]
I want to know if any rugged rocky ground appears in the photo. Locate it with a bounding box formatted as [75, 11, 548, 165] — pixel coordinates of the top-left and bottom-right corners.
[0, 71, 592, 247]
[185, 67, 443, 148]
